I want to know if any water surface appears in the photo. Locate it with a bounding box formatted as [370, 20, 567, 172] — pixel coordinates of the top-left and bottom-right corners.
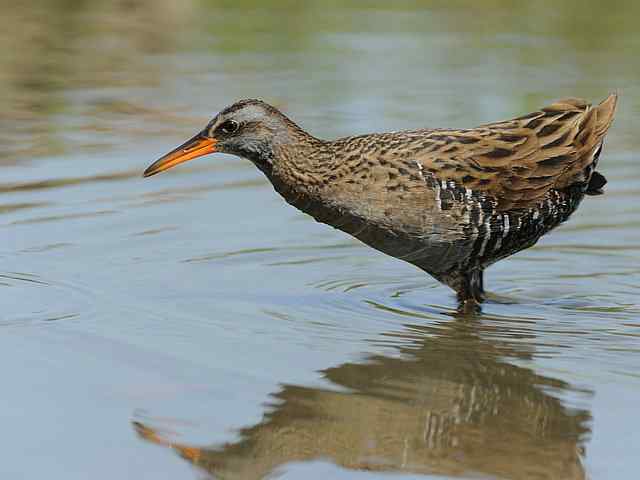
[1, 2, 639, 479]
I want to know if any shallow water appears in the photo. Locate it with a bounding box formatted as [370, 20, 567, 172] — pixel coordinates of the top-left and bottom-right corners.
[2, 2, 639, 479]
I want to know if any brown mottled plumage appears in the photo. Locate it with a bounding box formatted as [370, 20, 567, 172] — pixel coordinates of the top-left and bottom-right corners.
[144, 94, 617, 310]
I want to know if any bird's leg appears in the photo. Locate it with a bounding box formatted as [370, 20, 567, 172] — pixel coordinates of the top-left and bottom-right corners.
[456, 269, 485, 314]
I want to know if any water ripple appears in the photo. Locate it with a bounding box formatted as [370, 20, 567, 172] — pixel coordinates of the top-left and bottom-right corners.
[0, 271, 98, 326]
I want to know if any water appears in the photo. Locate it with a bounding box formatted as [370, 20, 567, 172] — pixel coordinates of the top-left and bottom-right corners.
[2, 2, 639, 479]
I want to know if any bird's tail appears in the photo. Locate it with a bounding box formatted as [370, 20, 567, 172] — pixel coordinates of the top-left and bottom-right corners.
[594, 93, 618, 137]
[584, 93, 618, 195]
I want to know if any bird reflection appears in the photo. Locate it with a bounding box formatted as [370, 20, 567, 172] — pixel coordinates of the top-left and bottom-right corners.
[134, 315, 591, 479]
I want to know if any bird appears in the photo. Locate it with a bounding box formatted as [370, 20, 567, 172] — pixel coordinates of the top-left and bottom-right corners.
[144, 94, 617, 311]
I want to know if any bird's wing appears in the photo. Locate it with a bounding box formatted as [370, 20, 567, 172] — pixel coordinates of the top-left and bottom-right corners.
[415, 94, 618, 210]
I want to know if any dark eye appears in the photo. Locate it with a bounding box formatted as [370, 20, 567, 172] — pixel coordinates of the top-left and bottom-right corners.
[218, 120, 239, 135]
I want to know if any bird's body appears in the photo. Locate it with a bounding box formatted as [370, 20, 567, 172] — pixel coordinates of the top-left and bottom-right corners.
[144, 94, 617, 310]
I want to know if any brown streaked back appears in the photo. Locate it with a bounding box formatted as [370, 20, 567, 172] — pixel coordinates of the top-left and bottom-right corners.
[410, 94, 618, 210]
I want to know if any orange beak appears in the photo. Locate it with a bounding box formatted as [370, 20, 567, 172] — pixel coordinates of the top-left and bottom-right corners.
[143, 131, 217, 177]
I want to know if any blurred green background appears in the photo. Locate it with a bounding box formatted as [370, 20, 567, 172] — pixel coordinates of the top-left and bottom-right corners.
[2, 0, 638, 163]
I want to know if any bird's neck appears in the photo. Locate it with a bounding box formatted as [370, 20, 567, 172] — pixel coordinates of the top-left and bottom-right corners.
[271, 138, 336, 190]
[259, 114, 340, 200]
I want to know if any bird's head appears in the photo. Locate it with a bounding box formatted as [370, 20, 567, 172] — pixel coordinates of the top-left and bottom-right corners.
[143, 99, 305, 177]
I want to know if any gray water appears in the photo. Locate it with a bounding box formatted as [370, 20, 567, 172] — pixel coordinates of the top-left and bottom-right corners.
[2, 2, 639, 479]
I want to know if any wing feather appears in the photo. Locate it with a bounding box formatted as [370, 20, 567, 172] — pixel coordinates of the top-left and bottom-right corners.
[416, 94, 618, 210]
